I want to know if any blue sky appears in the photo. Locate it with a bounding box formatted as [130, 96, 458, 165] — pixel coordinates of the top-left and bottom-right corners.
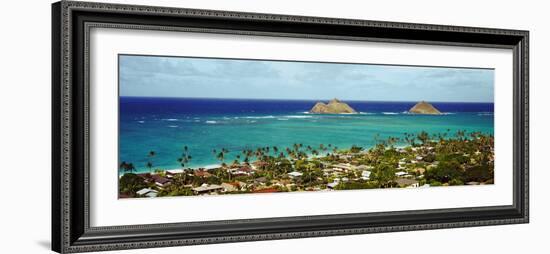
[119, 55, 494, 103]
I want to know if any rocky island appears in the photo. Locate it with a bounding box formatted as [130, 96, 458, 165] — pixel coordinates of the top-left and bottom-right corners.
[309, 98, 357, 114]
[408, 101, 442, 115]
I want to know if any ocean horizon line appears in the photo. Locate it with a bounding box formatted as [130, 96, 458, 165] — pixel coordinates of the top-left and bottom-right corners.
[119, 96, 494, 104]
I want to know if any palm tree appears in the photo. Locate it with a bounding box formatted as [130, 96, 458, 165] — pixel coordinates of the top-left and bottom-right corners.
[146, 161, 153, 173]
[146, 151, 156, 173]
[119, 161, 136, 173]
[232, 159, 240, 167]
[456, 129, 466, 141]
[312, 149, 319, 157]
[255, 148, 264, 161]
[178, 146, 192, 167]
[119, 161, 128, 171]
[215, 148, 232, 180]
[417, 131, 429, 145]
[127, 163, 135, 173]
[216, 151, 225, 165]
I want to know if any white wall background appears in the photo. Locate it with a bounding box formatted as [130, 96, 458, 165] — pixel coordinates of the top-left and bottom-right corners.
[0, 0, 546, 253]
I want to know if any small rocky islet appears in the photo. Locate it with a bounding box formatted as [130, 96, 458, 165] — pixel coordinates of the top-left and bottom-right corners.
[308, 98, 442, 115]
[309, 98, 357, 114]
[408, 101, 442, 115]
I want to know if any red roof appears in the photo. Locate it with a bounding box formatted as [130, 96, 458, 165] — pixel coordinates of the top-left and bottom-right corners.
[239, 166, 253, 172]
[194, 170, 212, 177]
[228, 182, 241, 187]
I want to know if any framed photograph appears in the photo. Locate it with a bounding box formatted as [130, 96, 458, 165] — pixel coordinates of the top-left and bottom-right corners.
[52, 1, 529, 253]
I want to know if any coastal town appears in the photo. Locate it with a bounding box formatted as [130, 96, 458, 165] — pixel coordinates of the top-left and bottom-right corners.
[119, 100, 493, 198]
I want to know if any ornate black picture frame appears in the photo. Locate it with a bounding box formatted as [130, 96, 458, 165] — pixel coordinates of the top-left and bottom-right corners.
[52, 1, 529, 253]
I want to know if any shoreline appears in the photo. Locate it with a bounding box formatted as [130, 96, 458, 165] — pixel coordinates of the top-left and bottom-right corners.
[118, 136, 488, 176]
[119, 131, 495, 198]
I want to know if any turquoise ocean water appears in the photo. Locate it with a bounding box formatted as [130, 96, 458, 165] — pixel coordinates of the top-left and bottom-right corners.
[119, 97, 494, 173]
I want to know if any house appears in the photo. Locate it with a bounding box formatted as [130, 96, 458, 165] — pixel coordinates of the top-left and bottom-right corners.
[339, 155, 352, 161]
[236, 181, 248, 190]
[333, 163, 352, 171]
[355, 165, 372, 171]
[395, 171, 408, 177]
[136, 188, 158, 198]
[361, 170, 371, 180]
[252, 161, 268, 170]
[137, 173, 153, 183]
[194, 170, 212, 178]
[395, 178, 419, 188]
[221, 182, 237, 192]
[414, 167, 426, 174]
[231, 165, 253, 176]
[151, 175, 171, 188]
[290, 171, 304, 178]
[192, 184, 224, 195]
[165, 169, 184, 179]
[288, 171, 303, 178]
[136, 188, 152, 195]
[165, 171, 175, 179]
[327, 182, 339, 189]
[254, 177, 268, 185]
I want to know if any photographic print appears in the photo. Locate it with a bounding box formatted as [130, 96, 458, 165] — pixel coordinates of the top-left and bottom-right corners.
[117, 55, 495, 198]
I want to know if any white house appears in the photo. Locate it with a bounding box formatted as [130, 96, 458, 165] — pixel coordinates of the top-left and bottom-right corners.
[395, 171, 408, 177]
[361, 170, 371, 180]
[136, 188, 158, 198]
[327, 182, 339, 189]
[192, 184, 224, 194]
[288, 171, 303, 178]
[333, 163, 352, 170]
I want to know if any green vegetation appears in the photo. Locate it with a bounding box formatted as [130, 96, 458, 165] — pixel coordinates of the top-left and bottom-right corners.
[118, 130, 494, 198]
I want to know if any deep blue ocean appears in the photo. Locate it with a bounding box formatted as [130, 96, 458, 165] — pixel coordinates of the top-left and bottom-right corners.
[119, 97, 494, 173]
